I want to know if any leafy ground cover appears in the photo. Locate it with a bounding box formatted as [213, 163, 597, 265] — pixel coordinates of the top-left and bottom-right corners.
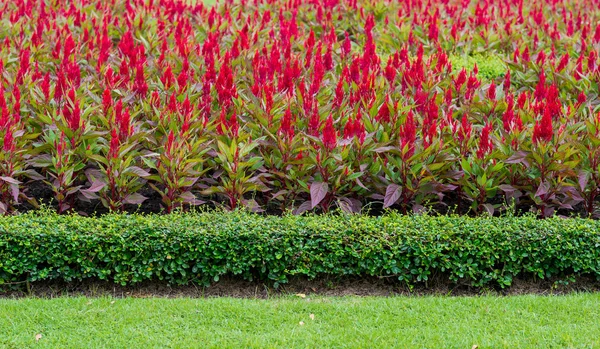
[1, 295, 599, 348]
[0, 0, 599, 217]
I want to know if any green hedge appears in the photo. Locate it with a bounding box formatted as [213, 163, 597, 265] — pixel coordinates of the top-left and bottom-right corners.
[1, 211, 600, 288]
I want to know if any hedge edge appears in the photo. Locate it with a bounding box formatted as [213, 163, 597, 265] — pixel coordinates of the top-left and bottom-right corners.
[1, 211, 600, 288]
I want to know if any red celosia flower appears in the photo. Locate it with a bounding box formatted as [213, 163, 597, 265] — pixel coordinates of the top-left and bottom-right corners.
[384, 61, 397, 84]
[217, 108, 239, 137]
[545, 84, 562, 118]
[3, 129, 14, 152]
[342, 32, 351, 58]
[399, 111, 417, 158]
[161, 65, 174, 89]
[151, 91, 161, 109]
[503, 70, 511, 92]
[454, 68, 467, 90]
[476, 123, 493, 159]
[321, 114, 337, 151]
[102, 88, 112, 114]
[517, 92, 528, 109]
[133, 63, 148, 97]
[54, 70, 66, 102]
[588, 51, 598, 71]
[577, 92, 586, 105]
[458, 114, 472, 144]
[118, 59, 129, 83]
[343, 114, 355, 140]
[444, 87, 453, 108]
[521, 46, 530, 62]
[0, 90, 5, 111]
[165, 130, 176, 154]
[278, 108, 294, 140]
[376, 102, 390, 123]
[502, 107, 516, 133]
[536, 51, 546, 66]
[72, 103, 81, 131]
[181, 97, 192, 117]
[109, 128, 119, 159]
[487, 81, 496, 100]
[428, 14, 439, 41]
[177, 66, 189, 90]
[353, 113, 366, 144]
[323, 45, 333, 70]
[308, 105, 321, 136]
[534, 71, 546, 100]
[532, 108, 554, 144]
[55, 132, 68, 167]
[63, 34, 75, 58]
[0, 107, 9, 129]
[557, 53, 569, 71]
[343, 111, 365, 144]
[423, 122, 437, 149]
[41, 73, 51, 101]
[63, 89, 81, 132]
[229, 110, 239, 138]
[465, 73, 480, 100]
[104, 67, 115, 88]
[117, 107, 132, 142]
[12, 88, 20, 122]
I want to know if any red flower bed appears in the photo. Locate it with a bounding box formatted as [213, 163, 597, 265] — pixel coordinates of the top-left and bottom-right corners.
[1, 0, 599, 217]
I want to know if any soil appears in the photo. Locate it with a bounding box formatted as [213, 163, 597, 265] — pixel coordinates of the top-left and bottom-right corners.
[16, 179, 594, 218]
[2, 276, 599, 299]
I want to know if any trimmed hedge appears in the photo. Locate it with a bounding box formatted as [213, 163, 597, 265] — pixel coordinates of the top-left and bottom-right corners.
[1, 211, 600, 288]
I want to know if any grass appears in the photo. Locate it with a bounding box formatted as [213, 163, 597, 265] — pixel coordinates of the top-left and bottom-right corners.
[1, 294, 599, 348]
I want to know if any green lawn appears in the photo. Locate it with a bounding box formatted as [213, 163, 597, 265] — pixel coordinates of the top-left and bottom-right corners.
[1, 295, 599, 348]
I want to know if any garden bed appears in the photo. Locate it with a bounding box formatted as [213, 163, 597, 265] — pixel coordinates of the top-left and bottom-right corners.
[0, 0, 599, 218]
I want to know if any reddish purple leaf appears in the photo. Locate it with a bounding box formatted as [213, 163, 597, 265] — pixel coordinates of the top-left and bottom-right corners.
[85, 181, 106, 193]
[66, 186, 82, 196]
[505, 151, 528, 164]
[124, 193, 148, 205]
[412, 204, 426, 214]
[578, 171, 589, 191]
[126, 166, 151, 178]
[384, 184, 401, 208]
[338, 197, 362, 213]
[10, 184, 19, 202]
[241, 199, 264, 213]
[179, 191, 201, 204]
[355, 178, 368, 190]
[374, 146, 397, 153]
[541, 206, 555, 218]
[535, 181, 550, 199]
[293, 201, 313, 215]
[79, 190, 99, 201]
[271, 190, 288, 200]
[23, 170, 45, 181]
[482, 204, 495, 216]
[0, 176, 20, 185]
[310, 182, 328, 209]
[499, 184, 517, 193]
